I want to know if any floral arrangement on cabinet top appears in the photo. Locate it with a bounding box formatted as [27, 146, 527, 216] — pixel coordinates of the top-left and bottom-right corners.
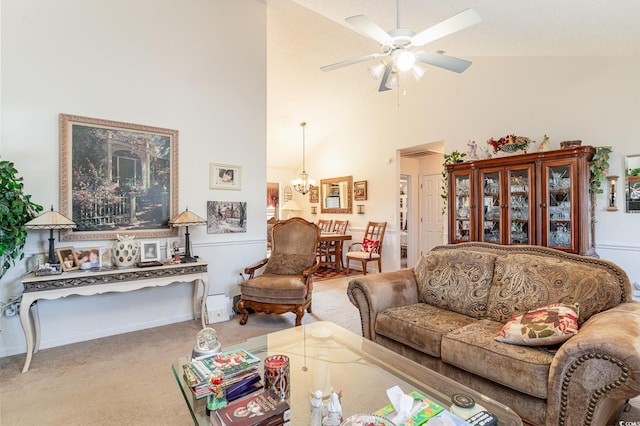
[467, 134, 552, 160]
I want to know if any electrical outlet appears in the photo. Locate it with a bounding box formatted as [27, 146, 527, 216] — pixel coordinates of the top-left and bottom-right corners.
[633, 283, 640, 299]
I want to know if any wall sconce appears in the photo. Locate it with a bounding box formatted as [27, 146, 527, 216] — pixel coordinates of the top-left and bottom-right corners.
[357, 205, 365, 214]
[310, 206, 317, 215]
[607, 175, 619, 211]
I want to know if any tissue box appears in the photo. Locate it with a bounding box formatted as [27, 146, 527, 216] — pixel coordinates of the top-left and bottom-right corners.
[373, 390, 444, 426]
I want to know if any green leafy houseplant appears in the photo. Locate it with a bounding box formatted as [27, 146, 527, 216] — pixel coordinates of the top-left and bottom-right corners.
[441, 151, 467, 214]
[0, 161, 43, 279]
[587, 146, 612, 256]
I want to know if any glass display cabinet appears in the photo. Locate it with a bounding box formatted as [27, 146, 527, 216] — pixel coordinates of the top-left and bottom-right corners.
[450, 169, 474, 243]
[478, 166, 534, 245]
[447, 146, 594, 255]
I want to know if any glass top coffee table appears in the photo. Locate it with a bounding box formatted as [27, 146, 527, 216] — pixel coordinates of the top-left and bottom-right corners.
[171, 321, 522, 425]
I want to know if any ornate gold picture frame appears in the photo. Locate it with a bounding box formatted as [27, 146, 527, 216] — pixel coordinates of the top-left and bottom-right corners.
[59, 114, 179, 241]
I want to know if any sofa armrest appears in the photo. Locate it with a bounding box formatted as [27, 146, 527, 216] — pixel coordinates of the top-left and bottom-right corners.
[347, 269, 419, 339]
[547, 302, 640, 425]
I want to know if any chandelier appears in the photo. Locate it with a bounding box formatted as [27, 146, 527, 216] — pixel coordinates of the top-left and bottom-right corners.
[292, 121, 315, 195]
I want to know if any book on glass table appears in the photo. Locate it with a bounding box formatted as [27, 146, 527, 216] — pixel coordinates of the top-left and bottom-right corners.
[213, 389, 290, 426]
[197, 348, 261, 378]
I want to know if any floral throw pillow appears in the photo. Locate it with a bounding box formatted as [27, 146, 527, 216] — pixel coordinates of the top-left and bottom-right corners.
[495, 302, 579, 346]
[361, 238, 380, 253]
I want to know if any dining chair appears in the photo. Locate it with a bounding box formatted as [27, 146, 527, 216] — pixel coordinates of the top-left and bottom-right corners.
[345, 221, 387, 275]
[317, 219, 333, 232]
[238, 217, 320, 326]
[327, 220, 349, 269]
[316, 219, 333, 264]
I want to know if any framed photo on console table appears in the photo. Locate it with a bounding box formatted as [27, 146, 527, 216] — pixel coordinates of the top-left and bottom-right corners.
[56, 247, 79, 271]
[59, 113, 179, 242]
[141, 241, 161, 262]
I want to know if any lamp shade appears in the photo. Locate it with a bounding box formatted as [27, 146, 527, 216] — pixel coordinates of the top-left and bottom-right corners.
[281, 200, 301, 211]
[169, 208, 206, 227]
[24, 206, 76, 265]
[25, 206, 76, 230]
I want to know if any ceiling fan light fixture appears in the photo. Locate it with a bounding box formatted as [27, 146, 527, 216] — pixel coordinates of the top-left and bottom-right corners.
[368, 62, 386, 79]
[411, 63, 427, 81]
[385, 72, 399, 89]
[396, 50, 416, 71]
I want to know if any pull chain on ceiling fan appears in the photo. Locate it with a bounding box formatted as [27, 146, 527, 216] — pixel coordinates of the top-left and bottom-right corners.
[321, 0, 481, 92]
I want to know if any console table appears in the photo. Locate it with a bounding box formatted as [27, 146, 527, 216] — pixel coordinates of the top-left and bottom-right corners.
[19, 260, 208, 373]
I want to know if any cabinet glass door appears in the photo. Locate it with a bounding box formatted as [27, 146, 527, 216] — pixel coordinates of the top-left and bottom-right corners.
[480, 170, 502, 243]
[453, 173, 472, 242]
[545, 163, 574, 249]
[507, 167, 534, 245]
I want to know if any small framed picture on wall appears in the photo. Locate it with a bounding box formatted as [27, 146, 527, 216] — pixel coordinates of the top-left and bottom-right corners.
[354, 180, 367, 201]
[210, 163, 242, 190]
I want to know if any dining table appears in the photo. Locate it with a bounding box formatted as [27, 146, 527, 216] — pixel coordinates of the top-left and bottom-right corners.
[318, 232, 352, 272]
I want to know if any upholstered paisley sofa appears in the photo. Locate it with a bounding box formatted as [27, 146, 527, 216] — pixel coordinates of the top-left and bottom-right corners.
[346, 242, 640, 426]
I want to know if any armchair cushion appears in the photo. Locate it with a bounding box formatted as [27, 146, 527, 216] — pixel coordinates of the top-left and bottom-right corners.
[240, 274, 307, 304]
[347, 251, 380, 260]
[264, 252, 316, 275]
[495, 302, 579, 346]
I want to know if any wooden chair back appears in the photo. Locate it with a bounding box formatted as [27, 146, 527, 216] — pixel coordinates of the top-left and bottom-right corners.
[317, 219, 333, 232]
[332, 220, 349, 234]
[363, 221, 387, 254]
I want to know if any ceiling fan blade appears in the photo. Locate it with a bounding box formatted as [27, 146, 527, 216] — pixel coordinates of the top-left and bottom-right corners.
[378, 63, 393, 92]
[416, 51, 472, 73]
[321, 53, 382, 72]
[411, 8, 481, 47]
[346, 14, 393, 46]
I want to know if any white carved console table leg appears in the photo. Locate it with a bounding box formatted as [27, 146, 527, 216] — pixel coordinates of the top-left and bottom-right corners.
[19, 260, 209, 373]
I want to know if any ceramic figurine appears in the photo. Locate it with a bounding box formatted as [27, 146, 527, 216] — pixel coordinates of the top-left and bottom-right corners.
[480, 146, 491, 160]
[467, 140, 478, 160]
[322, 392, 342, 426]
[310, 390, 324, 426]
[172, 241, 181, 263]
[539, 134, 550, 152]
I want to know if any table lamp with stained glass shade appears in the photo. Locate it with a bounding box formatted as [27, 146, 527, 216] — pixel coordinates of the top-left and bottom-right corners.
[24, 205, 76, 264]
[169, 207, 206, 263]
[192, 327, 221, 359]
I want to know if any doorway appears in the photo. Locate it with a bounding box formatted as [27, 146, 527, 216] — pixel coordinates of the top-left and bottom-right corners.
[399, 141, 445, 264]
[267, 182, 279, 220]
[400, 176, 409, 268]
[420, 173, 445, 254]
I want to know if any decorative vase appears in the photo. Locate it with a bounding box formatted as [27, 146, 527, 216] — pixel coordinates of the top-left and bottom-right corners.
[499, 143, 523, 153]
[112, 234, 139, 268]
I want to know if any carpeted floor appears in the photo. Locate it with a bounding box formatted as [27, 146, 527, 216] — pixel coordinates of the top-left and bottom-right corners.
[0, 275, 359, 426]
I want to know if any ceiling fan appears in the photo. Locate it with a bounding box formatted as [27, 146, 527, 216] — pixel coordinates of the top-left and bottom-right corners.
[320, 1, 481, 92]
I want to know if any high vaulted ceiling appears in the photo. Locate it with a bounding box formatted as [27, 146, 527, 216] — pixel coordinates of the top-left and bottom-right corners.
[267, 0, 640, 170]
[288, 0, 640, 57]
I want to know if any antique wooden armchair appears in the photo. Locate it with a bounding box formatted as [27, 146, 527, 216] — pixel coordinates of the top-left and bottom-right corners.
[238, 217, 320, 326]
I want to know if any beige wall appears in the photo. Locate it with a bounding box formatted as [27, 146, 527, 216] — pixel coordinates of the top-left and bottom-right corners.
[0, 0, 267, 356]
